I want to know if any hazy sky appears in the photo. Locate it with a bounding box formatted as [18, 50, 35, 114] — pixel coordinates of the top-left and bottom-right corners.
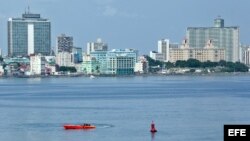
[0, 0, 250, 55]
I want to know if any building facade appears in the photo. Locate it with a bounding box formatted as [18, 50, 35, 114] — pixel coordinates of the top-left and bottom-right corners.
[106, 49, 138, 75]
[134, 56, 149, 74]
[56, 52, 73, 67]
[158, 39, 170, 62]
[186, 18, 239, 62]
[244, 48, 250, 66]
[30, 54, 46, 75]
[149, 51, 164, 62]
[56, 34, 73, 54]
[8, 12, 51, 57]
[72, 47, 83, 63]
[87, 38, 108, 54]
[169, 39, 225, 63]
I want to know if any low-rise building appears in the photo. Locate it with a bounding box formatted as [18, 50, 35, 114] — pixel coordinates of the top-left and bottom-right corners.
[134, 56, 149, 74]
[82, 57, 100, 74]
[149, 51, 164, 62]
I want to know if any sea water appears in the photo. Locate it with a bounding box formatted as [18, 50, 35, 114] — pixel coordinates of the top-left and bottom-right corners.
[0, 75, 250, 141]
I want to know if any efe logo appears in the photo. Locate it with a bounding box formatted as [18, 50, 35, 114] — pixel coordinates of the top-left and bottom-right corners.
[224, 125, 250, 141]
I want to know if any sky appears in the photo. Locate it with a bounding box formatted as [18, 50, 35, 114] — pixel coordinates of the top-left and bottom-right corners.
[0, 0, 250, 55]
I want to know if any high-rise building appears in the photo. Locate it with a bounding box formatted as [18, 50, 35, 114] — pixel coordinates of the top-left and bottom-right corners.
[0, 48, 2, 56]
[56, 34, 73, 54]
[186, 18, 239, 62]
[8, 11, 51, 57]
[158, 39, 170, 62]
[87, 38, 108, 54]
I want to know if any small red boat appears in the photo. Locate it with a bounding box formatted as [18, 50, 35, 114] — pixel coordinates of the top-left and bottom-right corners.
[64, 124, 96, 130]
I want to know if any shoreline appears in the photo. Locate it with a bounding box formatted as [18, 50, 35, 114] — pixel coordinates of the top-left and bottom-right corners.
[1, 72, 250, 79]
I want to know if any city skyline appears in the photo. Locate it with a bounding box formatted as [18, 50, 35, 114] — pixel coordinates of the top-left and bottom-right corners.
[0, 0, 250, 55]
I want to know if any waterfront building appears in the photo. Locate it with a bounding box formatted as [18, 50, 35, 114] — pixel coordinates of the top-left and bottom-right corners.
[87, 38, 108, 54]
[56, 52, 73, 67]
[186, 17, 239, 62]
[158, 39, 170, 62]
[30, 54, 46, 75]
[134, 56, 149, 74]
[8, 11, 51, 57]
[90, 51, 107, 74]
[149, 51, 164, 62]
[106, 49, 138, 75]
[4, 57, 30, 65]
[56, 34, 73, 54]
[82, 56, 100, 74]
[169, 39, 225, 63]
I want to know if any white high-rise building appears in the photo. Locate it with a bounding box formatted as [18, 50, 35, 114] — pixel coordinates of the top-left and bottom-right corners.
[158, 39, 170, 62]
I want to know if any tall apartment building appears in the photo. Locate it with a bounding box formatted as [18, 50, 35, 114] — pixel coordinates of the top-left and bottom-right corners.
[87, 38, 108, 54]
[186, 18, 239, 62]
[8, 12, 51, 57]
[56, 34, 73, 54]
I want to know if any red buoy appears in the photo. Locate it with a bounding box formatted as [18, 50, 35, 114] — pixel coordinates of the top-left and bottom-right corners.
[150, 121, 157, 133]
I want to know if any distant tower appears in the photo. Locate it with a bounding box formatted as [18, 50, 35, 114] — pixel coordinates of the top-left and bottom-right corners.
[8, 10, 51, 57]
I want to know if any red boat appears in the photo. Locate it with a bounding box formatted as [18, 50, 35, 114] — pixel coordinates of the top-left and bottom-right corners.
[64, 124, 96, 130]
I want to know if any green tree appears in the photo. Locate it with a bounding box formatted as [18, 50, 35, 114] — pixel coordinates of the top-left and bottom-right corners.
[175, 60, 187, 68]
[186, 59, 201, 68]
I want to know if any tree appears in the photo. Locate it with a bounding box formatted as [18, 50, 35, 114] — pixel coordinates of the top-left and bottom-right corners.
[59, 66, 77, 73]
[175, 60, 187, 68]
[186, 59, 201, 68]
[164, 62, 174, 69]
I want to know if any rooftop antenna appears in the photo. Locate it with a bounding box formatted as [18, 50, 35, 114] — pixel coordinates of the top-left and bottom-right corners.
[27, 0, 31, 14]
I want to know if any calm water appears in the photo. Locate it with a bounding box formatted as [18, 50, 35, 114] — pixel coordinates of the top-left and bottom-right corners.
[0, 75, 250, 141]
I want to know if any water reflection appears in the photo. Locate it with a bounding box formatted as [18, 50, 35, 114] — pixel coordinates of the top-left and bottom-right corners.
[151, 132, 156, 141]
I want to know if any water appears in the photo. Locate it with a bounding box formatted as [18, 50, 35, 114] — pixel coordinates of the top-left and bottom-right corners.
[0, 75, 250, 141]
